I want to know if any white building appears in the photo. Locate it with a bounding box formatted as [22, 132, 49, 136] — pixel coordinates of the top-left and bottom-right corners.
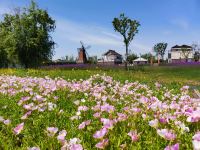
[168, 45, 193, 63]
[98, 50, 122, 64]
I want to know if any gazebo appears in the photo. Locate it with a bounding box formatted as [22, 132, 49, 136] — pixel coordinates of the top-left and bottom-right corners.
[133, 57, 148, 64]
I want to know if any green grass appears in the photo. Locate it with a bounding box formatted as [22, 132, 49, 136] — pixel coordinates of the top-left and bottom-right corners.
[0, 66, 199, 87]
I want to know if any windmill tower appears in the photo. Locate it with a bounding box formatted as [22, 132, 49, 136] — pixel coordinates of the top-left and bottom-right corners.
[77, 41, 90, 64]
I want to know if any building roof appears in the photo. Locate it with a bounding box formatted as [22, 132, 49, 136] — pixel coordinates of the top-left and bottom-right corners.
[103, 50, 122, 56]
[133, 57, 148, 62]
[172, 45, 192, 49]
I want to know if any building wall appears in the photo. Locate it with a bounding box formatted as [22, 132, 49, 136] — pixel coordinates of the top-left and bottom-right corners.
[103, 55, 116, 62]
[171, 51, 193, 59]
[98, 54, 122, 64]
[171, 59, 193, 63]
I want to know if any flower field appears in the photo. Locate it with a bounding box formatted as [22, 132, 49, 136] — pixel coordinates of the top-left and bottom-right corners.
[0, 72, 200, 150]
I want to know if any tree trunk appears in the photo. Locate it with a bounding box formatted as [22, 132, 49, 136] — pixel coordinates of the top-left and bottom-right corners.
[150, 56, 153, 65]
[157, 55, 160, 65]
[125, 44, 128, 70]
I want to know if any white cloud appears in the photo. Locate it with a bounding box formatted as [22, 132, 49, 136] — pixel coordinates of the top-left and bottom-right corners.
[171, 19, 189, 30]
[55, 18, 122, 46]
[162, 30, 172, 36]
[53, 17, 151, 59]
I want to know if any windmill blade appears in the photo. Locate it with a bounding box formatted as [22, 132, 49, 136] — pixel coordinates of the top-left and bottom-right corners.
[85, 50, 89, 58]
[85, 45, 91, 49]
[80, 41, 85, 48]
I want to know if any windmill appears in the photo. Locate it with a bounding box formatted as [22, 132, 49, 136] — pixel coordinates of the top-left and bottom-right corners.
[77, 41, 91, 64]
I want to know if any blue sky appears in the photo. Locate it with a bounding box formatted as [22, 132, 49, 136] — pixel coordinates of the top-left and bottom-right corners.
[0, 0, 200, 59]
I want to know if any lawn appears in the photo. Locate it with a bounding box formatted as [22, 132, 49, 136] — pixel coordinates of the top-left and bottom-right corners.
[0, 66, 199, 150]
[0, 65, 199, 86]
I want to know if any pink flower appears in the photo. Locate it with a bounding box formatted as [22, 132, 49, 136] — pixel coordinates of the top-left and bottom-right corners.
[102, 96, 107, 102]
[164, 143, 179, 150]
[78, 106, 88, 111]
[78, 120, 91, 129]
[78, 122, 86, 129]
[157, 129, 176, 141]
[192, 132, 200, 150]
[18, 96, 30, 106]
[131, 107, 141, 113]
[181, 85, 189, 91]
[93, 127, 108, 139]
[149, 119, 159, 128]
[128, 130, 139, 142]
[93, 112, 101, 118]
[95, 138, 109, 149]
[117, 113, 127, 121]
[3, 119, 11, 125]
[47, 127, 58, 137]
[70, 144, 83, 150]
[57, 130, 67, 142]
[21, 111, 32, 120]
[159, 118, 168, 124]
[13, 122, 24, 135]
[155, 82, 161, 88]
[100, 118, 114, 129]
[92, 104, 101, 111]
[101, 103, 115, 113]
[187, 110, 200, 123]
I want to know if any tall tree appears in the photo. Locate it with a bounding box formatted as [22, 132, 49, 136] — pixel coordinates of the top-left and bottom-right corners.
[112, 13, 140, 70]
[181, 48, 191, 62]
[0, 14, 19, 67]
[141, 53, 154, 63]
[127, 53, 138, 63]
[153, 43, 167, 64]
[194, 51, 200, 62]
[192, 42, 200, 62]
[0, 0, 55, 68]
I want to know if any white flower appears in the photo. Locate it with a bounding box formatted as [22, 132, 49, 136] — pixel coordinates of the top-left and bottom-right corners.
[0, 116, 4, 122]
[76, 111, 81, 116]
[74, 100, 80, 105]
[69, 138, 81, 145]
[192, 132, 200, 150]
[81, 99, 86, 103]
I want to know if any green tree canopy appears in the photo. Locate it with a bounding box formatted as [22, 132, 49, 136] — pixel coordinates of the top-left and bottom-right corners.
[153, 43, 168, 63]
[112, 13, 140, 69]
[127, 53, 138, 63]
[141, 53, 153, 63]
[0, 0, 55, 68]
[181, 48, 191, 62]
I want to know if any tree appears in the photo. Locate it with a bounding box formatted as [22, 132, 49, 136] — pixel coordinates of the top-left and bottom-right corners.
[192, 42, 200, 62]
[141, 53, 154, 63]
[127, 53, 138, 63]
[0, 14, 19, 67]
[0, 49, 9, 68]
[181, 48, 191, 62]
[194, 51, 200, 62]
[0, 0, 55, 68]
[112, 13, 140, 70]
[88, 56, 97, 64]
[153, 43, 167, 64]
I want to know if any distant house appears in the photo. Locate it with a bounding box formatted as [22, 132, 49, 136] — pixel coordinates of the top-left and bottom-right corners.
[98, 50, 123, 64]
[133, 57, 148, 64]
[168, 45, 193, 63]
